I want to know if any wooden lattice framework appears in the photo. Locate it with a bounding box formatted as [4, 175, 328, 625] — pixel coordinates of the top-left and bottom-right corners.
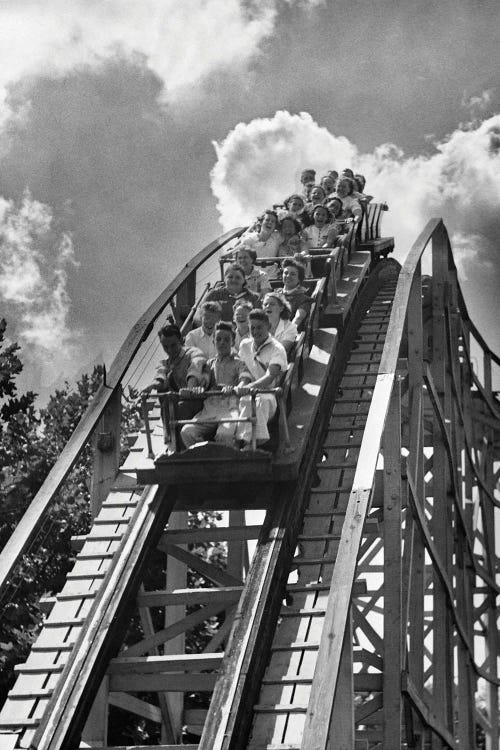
[0, 219, 498, 750]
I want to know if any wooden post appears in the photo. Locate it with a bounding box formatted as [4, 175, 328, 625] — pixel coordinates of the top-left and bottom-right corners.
[227, 510, 249, 583]
[90, 386, 122, 519]
[82, 387, 122, 740]
[328, 611, 354, 750]
[383, 379, 402, 747]
[163, 511, 188, 741]
[430, 226, 454, 743]
[80, 676, 109, 746]
[406, 264, 425, 708]
[483, 426, 499, 750]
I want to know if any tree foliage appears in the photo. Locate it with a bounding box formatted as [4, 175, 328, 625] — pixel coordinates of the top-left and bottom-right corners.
[0, 320, 141, 703]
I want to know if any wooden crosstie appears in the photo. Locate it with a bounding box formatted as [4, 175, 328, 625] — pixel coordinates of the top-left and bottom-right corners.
[0, 219, 498, 750]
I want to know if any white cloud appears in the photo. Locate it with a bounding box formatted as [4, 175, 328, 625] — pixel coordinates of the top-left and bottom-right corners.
[0, 0, 277, 121]
[210, 110, 500, 276]
[0, 191, 79, 381]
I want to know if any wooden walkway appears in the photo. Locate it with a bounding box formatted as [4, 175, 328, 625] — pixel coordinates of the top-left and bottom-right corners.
[245, 280, 395, 748]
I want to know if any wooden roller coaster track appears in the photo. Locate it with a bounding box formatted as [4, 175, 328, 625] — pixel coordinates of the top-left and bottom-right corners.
[0, 216, 498, 750]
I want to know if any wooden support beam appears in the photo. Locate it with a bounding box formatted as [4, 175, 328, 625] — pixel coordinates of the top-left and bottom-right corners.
[382, 380, 403, 748]
[90, 386, 122, 519]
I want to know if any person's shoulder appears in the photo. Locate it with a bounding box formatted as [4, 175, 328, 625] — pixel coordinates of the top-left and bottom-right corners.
[269, 336, 288, 358]
[185, 345, 205, 358]
[185, 326, 201, 340]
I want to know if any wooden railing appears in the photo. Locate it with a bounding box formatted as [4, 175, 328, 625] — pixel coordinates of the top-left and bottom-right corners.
[301, 218, 499, 749]
[0, 228, 245, 598]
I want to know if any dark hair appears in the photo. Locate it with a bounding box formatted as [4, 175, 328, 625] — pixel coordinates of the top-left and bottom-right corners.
[201, 300, 222, 315]
[342, 168, 354, 178]
[263, 291, 292, 320]
[285, 194, 305, 210]
[282, 257, 306, 283]
[261, 209, 279, 225]
[326, 196, 343, 215]
[309, 185, 326, 200]
[233, 300, 254, 316]
[300, 169, 316, 181]
[235, 245, 257, 264]
[279, 214, 302, 235]
[214, 321, 235, 340]
[248, 309, 271, 326]
[354, 173, 366, 188]
[328, 170, 338, 179]
[158, 324, 182, 341]
[312, 203, 332, 221]
[225, 262, 246, 279]
[338, 177, 355, 195]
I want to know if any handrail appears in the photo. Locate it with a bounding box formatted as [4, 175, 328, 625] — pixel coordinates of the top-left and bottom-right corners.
[301, 217, 500, 749]
[0, 227, 245, 597]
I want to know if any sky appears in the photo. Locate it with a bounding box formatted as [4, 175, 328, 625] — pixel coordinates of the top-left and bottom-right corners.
[0, 0, 499, 396]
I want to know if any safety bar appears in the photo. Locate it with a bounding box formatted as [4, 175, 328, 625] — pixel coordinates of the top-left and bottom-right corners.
[141, 386, 288, 457]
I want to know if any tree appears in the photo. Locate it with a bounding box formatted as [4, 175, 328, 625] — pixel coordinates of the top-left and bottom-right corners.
[0, 320, 141, 702]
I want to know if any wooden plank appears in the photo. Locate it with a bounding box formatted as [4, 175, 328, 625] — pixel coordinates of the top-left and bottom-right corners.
[109, 672, 217, 692]
[136, 586, 243, 607]
[108, 653, 223, 674]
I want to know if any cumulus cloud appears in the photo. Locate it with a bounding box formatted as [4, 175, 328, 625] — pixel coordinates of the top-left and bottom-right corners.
[210, 110, 500, 278]
[0, 191, 79, 385]
[0, 0, 277, 122]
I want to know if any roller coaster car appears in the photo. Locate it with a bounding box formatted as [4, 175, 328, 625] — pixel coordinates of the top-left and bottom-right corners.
[137, 319, 339, 493]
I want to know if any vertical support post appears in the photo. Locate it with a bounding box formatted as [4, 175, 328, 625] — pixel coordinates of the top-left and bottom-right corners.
[430, 224, 454, 743]
[227, 510, 248, 582]
[163, 511, 188, 741]
[406, 262, 425, 704]
[81, 676, 109, 746]
[90, 386, 122, 519]
[483, 423, 499, 750]
[383, 379, 402, 747]
[328, 611, 354, 750]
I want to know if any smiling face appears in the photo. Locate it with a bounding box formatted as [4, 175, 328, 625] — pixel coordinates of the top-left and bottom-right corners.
[321, 176, 335, 194]
[261, 212, 277, 233]
[282, 264, 300, 290]
[336, 179, 351, 198]
[263, 294, 283, 321]
[225, 268, 245, 294]
[235, 250, 253, 273]
[310, 186, 326, 204]
[313, 206, 329, 227]
[250, 317, 270, 347]
[201, 309, 219, 333]
[214, 328, 233, 357]
[233, 305, 250, 329]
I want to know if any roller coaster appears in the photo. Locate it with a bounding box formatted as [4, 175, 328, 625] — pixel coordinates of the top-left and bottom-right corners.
[0, 204, 498, 749]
